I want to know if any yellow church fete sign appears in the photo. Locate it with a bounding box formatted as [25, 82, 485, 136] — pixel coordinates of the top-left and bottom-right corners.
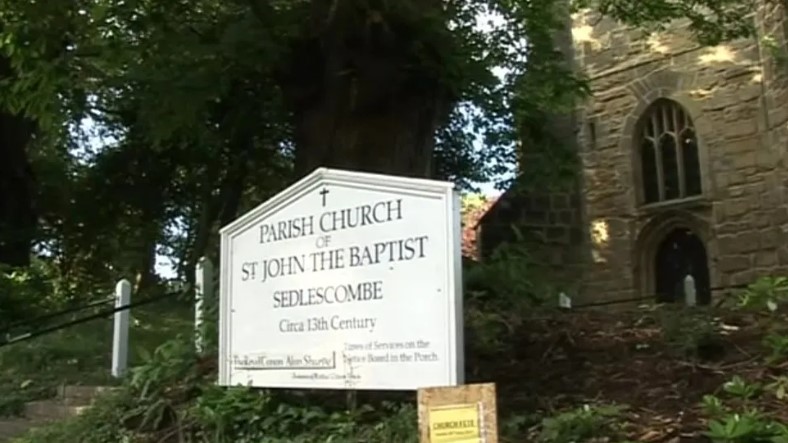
[428, 403, 482, 442]
[417, 383, 498, 443]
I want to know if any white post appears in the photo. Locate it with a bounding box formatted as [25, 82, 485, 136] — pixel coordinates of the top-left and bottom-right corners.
[684, 274, 697, 307]
[558, 292, 572, 309]
[112, 279, 132, 378]
[195, 257, 214, 354]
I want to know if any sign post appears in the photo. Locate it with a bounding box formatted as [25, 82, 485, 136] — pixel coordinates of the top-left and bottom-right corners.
[218, 167, 463, 391]
[417, 383, 498, 443]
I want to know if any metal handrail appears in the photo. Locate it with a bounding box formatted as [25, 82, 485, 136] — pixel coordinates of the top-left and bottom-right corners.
[0, 290, 181, 349]
[1, 296, 115, 336]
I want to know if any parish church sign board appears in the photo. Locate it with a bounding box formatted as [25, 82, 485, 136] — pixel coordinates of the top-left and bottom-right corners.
[218, 167, 463, 391]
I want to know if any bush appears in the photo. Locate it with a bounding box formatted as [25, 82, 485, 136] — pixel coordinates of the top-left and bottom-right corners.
[463, 229, 564, 358]
[736, 277, 788, 312]
[701, 376, 788, 443]
[656, 305, 726, 361]
[16, 337, 419, 443]
[698, 278, 788, 443]
[464, 226, 562, 308]
[536, 404, 629, 443]
[0, 297, 192, 417]
[0, 261, 60, 329]
[0, 320, 115, 416]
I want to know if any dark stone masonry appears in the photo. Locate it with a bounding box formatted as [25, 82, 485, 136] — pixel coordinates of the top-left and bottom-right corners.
[479, 1, 788, 305]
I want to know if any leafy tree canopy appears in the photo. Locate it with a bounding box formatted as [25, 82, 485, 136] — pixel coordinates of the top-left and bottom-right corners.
[0, 0, 753, 299]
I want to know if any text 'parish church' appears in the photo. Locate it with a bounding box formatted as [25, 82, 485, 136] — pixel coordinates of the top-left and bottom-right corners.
[478, 2, 788, 305]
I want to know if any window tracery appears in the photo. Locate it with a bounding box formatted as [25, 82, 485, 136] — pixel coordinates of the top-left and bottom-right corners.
[638, 99, 702, 204]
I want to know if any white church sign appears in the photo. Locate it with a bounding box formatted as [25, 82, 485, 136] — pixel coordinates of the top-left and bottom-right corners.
[218, 167, 463, 391]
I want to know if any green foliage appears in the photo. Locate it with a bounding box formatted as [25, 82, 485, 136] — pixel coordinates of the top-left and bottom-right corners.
[737, 277, 788, 313]
[0, 300, 192, 417]
[0, 264, 52, 328]
[190, 390, 417, 443]
[0, 0, 766, 440]
[722, 376, 763, 401]
[0, 321, 114, 416]
[17, 335, 419, 443]
[574, 0, 754, 46]
[0, 258, 117, 329]
[536, 404, 628, 443]
[695, 276, 788, 443]
[735, 276, 788, 366]
[705, 411, 788, 443]
[701, 375, 788, 443]
[657, 305, 725, 360]
[766, 376, 788, 402]
[0, 0, 759, 308]
[463, 227, 562, 356]
[465, 226, 562, 306]
[19, 387, 138, 443]
[0, 261, 139, 416]
[763, 333, 788, 365]
[460, 192, 490, 217]
[762, 35, 788, 71]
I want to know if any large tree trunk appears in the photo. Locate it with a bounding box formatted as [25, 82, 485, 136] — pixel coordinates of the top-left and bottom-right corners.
[0, 56, 36, 268]
[281, 0, 453, 178]
[134, 238, 158, 294]
[182, 135, 251, 286]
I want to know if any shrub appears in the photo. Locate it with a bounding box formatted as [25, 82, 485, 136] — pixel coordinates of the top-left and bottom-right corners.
[536, 404, 628, 443]
[736, 277, 788, 313]
[657, 305, 726, 361]
[701, 376, 788, 443]
[16, 336, 419, 443]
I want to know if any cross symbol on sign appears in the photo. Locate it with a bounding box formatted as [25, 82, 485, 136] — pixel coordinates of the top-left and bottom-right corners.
[319, 187, 330, 207]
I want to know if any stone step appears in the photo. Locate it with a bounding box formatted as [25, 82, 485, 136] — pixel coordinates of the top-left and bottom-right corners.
[0, 418, 36, 442]
[0, 385, 113, 441]
[57, 385, 116, 405]
[23, 400, 88, 422]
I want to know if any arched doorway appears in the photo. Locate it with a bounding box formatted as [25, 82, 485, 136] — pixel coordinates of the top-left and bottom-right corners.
[653, 227, 711, 304]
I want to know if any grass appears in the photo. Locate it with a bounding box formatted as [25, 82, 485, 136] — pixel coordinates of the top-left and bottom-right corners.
[0, 297, 194, 416]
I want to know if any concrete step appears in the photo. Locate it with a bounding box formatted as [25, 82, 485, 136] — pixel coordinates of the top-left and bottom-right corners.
[23, 400, 88, 422]
[0, 384, 113, 440]
[57, 385, 116, 406]
[0, 418, 36, 442]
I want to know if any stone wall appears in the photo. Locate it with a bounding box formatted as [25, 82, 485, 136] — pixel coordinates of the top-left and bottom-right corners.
[571, 2, 788, 302]
[478, 186, 585, 288]
[758, 1, 788, 271]
[477, 1, 788, 304]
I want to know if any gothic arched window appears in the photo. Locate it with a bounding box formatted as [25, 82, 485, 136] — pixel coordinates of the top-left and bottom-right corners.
[637, 99, 702, 204]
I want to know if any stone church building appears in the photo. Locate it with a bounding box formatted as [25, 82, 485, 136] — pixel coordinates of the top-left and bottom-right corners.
[478, 3, 788, 305]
